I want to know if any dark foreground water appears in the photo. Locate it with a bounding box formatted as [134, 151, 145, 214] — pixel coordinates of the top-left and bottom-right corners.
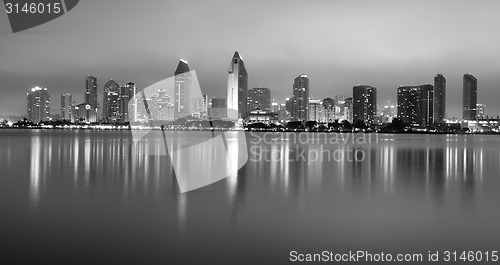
[0, 130, 499, 264]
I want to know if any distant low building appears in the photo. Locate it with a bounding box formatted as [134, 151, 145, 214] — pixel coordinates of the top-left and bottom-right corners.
[248, 109, 278, 124]
[74, 103, 98, 123]
[209, 97, 226, 120]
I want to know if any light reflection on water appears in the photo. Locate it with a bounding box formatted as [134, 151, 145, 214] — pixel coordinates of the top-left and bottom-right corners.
[1, 130, 500, 264]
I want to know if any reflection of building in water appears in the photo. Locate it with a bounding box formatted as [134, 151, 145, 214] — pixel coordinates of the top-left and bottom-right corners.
[30, 137, 42, 211]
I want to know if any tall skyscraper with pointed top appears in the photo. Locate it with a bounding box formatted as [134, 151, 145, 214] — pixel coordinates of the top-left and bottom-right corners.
[463, 73, 477, 120]
[226, 51, 248, 120]
[174, 59, 191, 120]
[434, 74, 446, 123]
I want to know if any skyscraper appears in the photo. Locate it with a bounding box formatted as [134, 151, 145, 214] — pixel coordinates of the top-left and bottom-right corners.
[308, 99, 323, 122]
[285, 98, 291, 113]
[345, 97, 353, 122]
[323, 98, 335, 122]
[102, 79, 120, 122]
[226, 51, 248, 120]
[397, 84, 434, 126]
[352, 85, 377, 125]
[463, 73, 478, 120]
[174, 59, 191, 120]
[85, 75, 98, 107]
[291, 74, 309, 122]
[433, 74, 446, 123]
[61, 93, 72, 121]
[119, 82, 136, 122]
[248, 87, 271, 113]
[210, 97, 226, 119]
[27, 86, 50, 122]
[381, 102, 397, 123]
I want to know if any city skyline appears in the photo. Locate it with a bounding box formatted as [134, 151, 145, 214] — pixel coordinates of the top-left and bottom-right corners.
[20, 57, 491, 125]
[1, 0, 500, 117]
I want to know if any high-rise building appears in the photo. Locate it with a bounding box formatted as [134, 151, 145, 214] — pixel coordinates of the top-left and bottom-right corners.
[308, 99, 323, 122]
[433, 74, 446, 123]
[381, 102, 397, 123]
[331, 95, 350, 121]
[248, 87, 271, 113]
[85, 75, 98, 107]
[102, 79, 120, 122]
[291, 74, 309, 122]
[73, 103, 98, 123]
[119, 82, 136, 122]
[353, 85, 377, 125]
[285, 98, 291, 113]
[61, 93, 72, 121]
[279, 103, 286, 111]
[174, 59, 191, 120]
[397, 84, 434, 126]
[199, 93, 208, 119]
[27, 86, 50, 122]
[463, 73, 478, 120]
[271, 102, 280, 113]
[345, 97, 353, 122]
[323, 98, 335, 122]
[226, 51, 248, 120]
[476, 104, 486, 119]
[210, 97, 226, 119]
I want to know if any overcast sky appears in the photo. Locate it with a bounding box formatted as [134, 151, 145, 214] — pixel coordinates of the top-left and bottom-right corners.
[1, 0, 500, 118]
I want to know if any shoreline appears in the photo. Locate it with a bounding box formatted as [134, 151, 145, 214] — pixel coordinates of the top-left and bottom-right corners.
[1, 126, 499, 135]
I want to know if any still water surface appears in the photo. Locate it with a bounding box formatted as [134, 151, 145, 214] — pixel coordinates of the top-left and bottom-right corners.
[0, 130, 499, 264]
